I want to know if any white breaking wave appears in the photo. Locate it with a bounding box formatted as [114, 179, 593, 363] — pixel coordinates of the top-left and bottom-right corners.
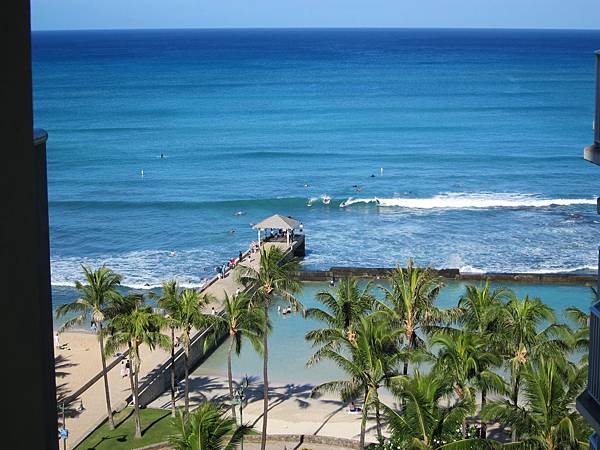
[339, 193, 596, 209]
[50, 249, 223, 289]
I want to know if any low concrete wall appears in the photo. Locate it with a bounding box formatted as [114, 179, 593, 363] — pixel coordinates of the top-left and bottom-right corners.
[133, 433, 363, 450]
[136, 323, 226, 407]
[294, 267, 596, 285]
[243, 433, 363, 449]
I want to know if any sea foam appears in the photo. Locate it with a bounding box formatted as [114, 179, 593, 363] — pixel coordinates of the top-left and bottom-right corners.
[339, 193, 596, 209]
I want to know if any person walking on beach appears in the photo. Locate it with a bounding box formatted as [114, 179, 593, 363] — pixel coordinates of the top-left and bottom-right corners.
[54, 332, 60, 349]
[120, 360, 127, 378]
[299, 222, 304, 233]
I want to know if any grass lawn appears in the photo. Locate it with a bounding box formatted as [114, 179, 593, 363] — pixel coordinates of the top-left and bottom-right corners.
[76, 407, 177, 449]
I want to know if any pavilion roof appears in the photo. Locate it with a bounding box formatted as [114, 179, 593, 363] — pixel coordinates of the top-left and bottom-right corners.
[252, 214, 299, 230]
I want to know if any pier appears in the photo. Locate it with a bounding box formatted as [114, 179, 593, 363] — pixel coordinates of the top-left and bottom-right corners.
[64, 215, 305, 449]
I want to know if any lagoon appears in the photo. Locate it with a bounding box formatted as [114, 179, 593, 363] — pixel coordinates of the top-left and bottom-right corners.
[192, 280, 594, 385]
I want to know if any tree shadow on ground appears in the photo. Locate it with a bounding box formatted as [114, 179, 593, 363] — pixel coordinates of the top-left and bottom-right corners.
[248, 383, 314, 427]
[141, 409, 171, 436]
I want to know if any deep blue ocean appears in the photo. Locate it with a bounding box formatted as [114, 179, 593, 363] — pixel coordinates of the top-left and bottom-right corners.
[32, 28, 600, 295]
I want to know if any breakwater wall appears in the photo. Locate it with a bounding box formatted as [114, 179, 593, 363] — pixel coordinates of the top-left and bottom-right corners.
[294, 267, 597, 285]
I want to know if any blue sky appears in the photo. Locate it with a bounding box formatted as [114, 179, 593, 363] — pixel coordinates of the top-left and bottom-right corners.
[31, 0, 600, 31]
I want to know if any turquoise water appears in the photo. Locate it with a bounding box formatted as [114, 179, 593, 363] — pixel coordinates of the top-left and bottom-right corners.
[193, 281, 593, 385]
[32, 29, 600, 290]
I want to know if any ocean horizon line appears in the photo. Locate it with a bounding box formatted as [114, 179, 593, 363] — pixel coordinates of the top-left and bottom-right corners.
[31, 26, 600, 33]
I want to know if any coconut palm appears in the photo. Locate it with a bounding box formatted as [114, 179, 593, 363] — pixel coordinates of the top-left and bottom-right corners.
[211, 292, 267, 421]
[237, 246, 301, 450]
[430, 330, 505, 438]
[482, 358, 591, 450]
[496, 293, 571, 440]
[168, 288, 213, 415]
[153, 279, 183, 418]
[375, 259, 454, 375]
[458, 282, 507, 336]
[312, 315, 403, 449]
[382, 370, 515, 450]
[169, 402, 252, 450]
[55, 265, 122, 430]
[305, 277, 375, 360]
[105, 303, 170, 438]
[565, 286, 596, 366]
[457, 282, 508, 437]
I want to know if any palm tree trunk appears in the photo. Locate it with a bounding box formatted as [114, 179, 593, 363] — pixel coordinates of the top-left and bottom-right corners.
[359, 392, 368, 450]
[375, 394, 382, 441]
[98, 322, 115, 430]
[403, 332, 414, 376]
[133, 361, 142, 439]
[183, 349, 190, 415]
[127, 342, 135, 403]
[480, 387, 487, 439]
[511, 369, 521, 442]
[260, 302, 269, 450]
[227, 337, 236, 422]
[170, 326, 176, 418]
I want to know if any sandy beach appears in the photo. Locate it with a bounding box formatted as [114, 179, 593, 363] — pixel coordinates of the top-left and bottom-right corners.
[149, 369, 391, 444]
[55, 330, 171, 448]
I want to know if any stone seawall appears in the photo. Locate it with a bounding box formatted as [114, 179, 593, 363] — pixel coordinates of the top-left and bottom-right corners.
[294, 267, 596, 285]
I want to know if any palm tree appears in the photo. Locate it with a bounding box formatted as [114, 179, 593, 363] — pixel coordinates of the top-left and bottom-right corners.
[169, 402, 252, 450]
[305, 277, 375, 359]
[430, 330, 505, 438]
[482, 358, 591, 450]
[105, 303, 170, 438]
[154, 279, 182, 418]
[55, 265, 122, 430]
[457, 282, 508, 437]
[312, 315, 403, 449]
[383, 370, 513, 449]
[375, 259, 452, 375]
[171, 288, 212, 415]
[211, 292, 267, 421]
[496, 293, 571, 441]
[565, 286, 596, 366]
[237, 246, 301, 450]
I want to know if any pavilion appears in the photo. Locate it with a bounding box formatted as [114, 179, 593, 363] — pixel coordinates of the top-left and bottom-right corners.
[252, 214, 299, 247]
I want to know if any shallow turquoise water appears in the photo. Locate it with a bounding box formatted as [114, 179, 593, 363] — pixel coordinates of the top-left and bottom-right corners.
[193, 280, 593, 385]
